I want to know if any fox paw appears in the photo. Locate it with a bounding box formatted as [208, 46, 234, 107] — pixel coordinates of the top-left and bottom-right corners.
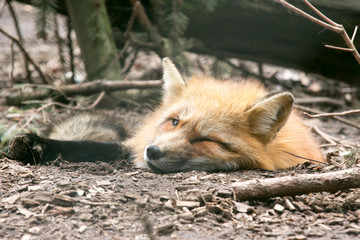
[7, 133, 47, 165]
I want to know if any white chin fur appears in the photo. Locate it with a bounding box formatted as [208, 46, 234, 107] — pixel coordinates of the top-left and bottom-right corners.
[143, 145, 150, 162]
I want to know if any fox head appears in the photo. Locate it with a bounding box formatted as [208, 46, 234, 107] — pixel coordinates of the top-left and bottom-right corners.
[134, 58, 295, 173]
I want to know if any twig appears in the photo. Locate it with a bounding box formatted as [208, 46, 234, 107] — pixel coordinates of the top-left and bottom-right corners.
[302, 0, 341, 27]
[0, 26, 49, 84]
[67, 18, 75, 84]
[86, 91, 105, 109]
[276, 0, 360, 64]
[7, 0, 32, 83]
[283, 150, 328, 166]
[310, 125, 337, 145]
[232, 167, 360, 201]
[304, 109, 360, 118]
[295, 105, 360, 129]
[310, 124, 359, 148]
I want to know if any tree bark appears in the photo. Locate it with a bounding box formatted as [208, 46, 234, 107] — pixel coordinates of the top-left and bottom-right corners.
[64, 0, 122, 80]
[232, 167, 360, 201]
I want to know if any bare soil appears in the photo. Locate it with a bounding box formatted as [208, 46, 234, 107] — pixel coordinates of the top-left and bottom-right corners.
[1, 2, 360, 240]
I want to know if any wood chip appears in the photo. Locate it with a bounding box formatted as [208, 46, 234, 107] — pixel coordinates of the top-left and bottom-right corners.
[48, 206, 74, 216]
[178, 212, 194, 221]
[176, 200, 200, 208]
[273, 204, 285, 214]
[21, 198, 41, 208]
[233, 201, 255, 214]
[96, 180, 112, 186]
[51, 194, 74, 207]
[284, 198, 296, 211]
[156, 222, 175, 235]
[2, 193, 19, 204]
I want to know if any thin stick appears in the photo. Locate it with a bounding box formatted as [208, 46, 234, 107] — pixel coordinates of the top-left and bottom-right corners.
[351, 26, 358, 42]
[7, 0, 32, 82]
[304, 109, 360, 118]
[277, 0, 360, 64]
[0, 27, 49, 84]
[295, 105, 360, 129]
[302, 0, 341, 27]
[278, 0, 341, 33]
[311, 125, 337, 145]
[283, 150, 328, 166]
[324, 45, 354, 52]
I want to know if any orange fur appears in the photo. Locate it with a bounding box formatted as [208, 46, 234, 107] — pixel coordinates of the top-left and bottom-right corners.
[125, 59, 324, 172]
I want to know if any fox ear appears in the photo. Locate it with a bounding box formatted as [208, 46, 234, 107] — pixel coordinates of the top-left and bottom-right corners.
[245, 92, 294, 143]
[162, 58, 185, 101]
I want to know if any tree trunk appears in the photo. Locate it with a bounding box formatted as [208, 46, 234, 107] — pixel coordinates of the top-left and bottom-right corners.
[64, 0, 122, 80]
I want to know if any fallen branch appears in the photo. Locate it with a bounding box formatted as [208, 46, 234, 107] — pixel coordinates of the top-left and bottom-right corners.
[276, 0, 360, 64]
[304, 109, 360, 118]
[0, 79, 162, 106]
[232, 166, 360, 201]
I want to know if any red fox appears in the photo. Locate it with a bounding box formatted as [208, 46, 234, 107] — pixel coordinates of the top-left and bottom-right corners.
[8, 58, 324, 173]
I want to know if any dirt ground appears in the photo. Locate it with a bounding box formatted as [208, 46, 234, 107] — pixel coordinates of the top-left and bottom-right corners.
[1, 2, 360, 240]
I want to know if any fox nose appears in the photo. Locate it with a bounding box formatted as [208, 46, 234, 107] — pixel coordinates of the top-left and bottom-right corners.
[146, 145, 162, 160]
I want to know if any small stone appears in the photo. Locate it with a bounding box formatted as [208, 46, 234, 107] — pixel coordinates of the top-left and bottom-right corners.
[51, 194, 74, 207]
[273, 204, 285, 214]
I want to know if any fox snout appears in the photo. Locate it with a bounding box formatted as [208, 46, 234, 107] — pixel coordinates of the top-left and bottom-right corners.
[145, 145, 163, 161]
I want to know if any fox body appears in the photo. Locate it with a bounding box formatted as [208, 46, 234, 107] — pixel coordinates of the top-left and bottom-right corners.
[9, 58, 324, 172]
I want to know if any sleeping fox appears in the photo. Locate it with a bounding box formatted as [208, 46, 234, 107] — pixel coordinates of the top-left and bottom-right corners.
[8, 58, 324, 173]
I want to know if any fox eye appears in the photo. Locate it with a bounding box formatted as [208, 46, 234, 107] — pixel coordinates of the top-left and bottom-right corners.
[172, 119, 179, 127]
